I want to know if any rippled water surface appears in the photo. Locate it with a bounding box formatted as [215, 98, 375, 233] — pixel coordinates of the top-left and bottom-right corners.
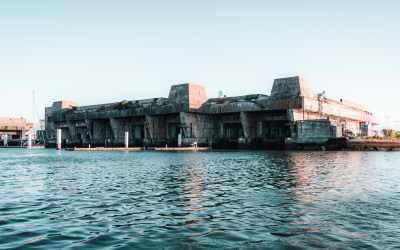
[1, 149, 399, 249]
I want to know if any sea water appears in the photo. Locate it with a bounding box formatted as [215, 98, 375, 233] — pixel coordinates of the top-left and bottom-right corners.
[0, 149, 399, 249]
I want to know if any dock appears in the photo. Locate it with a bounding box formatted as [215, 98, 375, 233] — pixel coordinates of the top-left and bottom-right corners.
[66, 147, 211, 151]
[68, 147, 143, 151]
[154, 147, 210, 151]
[0, 146, 26, 149]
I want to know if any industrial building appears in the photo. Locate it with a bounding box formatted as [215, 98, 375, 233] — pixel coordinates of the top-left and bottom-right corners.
[44, 76, 380, 150]
[0, 118, 32, 146]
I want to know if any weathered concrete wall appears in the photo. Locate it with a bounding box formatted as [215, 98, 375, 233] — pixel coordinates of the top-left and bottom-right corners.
[144, 114, 181, 146]
[284, 119, 344, 150]
[179, 112, 216, 146]
[298, 97, 379, 124]
[188, 84, 208, 109]
[296, 120, 341, 140]
[271, 76, 313, 99]
[51, 101, 78, 110]
[168, 83, 208, 110]
[340, 99, 365, 111]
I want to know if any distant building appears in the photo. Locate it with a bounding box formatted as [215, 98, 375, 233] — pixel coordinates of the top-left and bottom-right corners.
[0, 118, 32, 146]
[45, 76, 380, 149]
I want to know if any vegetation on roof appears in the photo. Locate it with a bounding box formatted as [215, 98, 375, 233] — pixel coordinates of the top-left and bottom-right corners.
[244, 94, 260, 101]
[113, 100, 134, 110]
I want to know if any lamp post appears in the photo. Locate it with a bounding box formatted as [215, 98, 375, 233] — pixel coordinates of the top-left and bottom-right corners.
[385, 116, 390, 129]
[395, 121, 400, 132]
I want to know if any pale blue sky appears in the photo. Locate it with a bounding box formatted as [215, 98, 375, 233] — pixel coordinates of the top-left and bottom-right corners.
[1, 0, 399, 129]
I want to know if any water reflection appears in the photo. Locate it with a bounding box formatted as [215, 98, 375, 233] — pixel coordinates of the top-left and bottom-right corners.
[287, 152, 364, 202]
[181, 161, 208, 228]
[284, 152, 386, 248]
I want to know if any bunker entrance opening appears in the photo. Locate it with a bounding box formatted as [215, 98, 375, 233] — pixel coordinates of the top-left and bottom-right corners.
[223, 123, 244, 141]
[261, 121, 290, 139]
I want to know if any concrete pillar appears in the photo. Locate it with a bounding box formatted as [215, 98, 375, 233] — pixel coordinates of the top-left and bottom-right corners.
[85, 119, 93, 139]
[240, 112, 249, 138]
[124, 132, 129, 148]
[179, 112, 188, 137]
[57, 129, 62, 150]
[145, 115, 154, 139]
[289, 125, 296, 138]
[67, 121, 76, 140]
[27, 133, 32, 149]
[110, 118, 120, 140]
[178, 134, 182, 147]
[4, 135, 8, 147]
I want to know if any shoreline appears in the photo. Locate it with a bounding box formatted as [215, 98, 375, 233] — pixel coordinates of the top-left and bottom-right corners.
[346, 139, 400, 151]
[3, 139, 400, 152]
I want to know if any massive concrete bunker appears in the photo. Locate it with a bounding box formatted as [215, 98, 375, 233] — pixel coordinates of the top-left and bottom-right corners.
[45, 76, 380, 149]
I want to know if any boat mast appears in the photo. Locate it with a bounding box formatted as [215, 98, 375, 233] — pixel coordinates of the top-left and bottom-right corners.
[33, 90, 36, 142]
[33, 90, 46, 144]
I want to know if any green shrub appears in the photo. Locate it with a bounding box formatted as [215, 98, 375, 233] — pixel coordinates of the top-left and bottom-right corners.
[383, 129, 396, 138]
[245, 94, 259, 101]
[113, 100, 133, 110]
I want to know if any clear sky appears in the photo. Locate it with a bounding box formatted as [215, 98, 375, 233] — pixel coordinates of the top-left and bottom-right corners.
[1, 0, 399, 130]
